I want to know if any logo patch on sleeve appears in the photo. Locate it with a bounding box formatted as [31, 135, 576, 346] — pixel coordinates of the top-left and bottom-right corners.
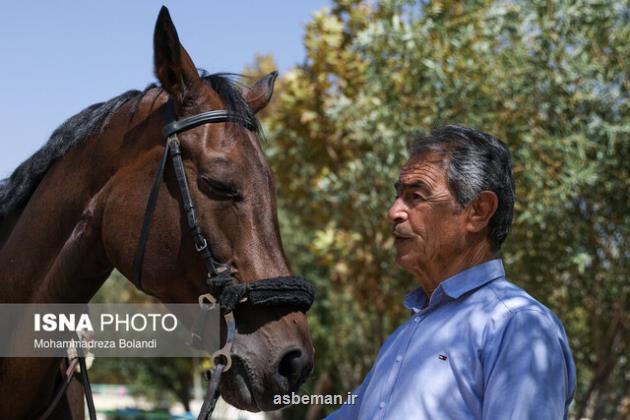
[438, 354, 448, 361]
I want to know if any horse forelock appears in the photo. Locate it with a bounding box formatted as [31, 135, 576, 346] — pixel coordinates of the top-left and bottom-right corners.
[201, 73, 264, 140]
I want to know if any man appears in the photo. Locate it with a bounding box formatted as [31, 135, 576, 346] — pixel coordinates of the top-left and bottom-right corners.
[327, 125, 576, 419]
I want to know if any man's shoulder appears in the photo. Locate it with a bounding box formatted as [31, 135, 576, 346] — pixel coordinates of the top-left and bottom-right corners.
[472, 277, 566, 338]
[484, 277, 547, 314]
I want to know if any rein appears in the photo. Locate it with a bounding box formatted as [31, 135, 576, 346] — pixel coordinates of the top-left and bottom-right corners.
[38, 345, 96, 420]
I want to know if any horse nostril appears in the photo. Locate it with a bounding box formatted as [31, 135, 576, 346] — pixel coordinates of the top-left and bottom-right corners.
[277, 348, 312, 391]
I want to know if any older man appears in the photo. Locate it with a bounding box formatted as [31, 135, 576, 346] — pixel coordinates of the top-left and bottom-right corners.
[327, 126, 576, 419]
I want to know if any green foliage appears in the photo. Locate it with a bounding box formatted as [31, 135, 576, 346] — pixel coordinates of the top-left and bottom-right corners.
[91, 2, 629, 417]
[90, 357, 196, 412]
[255, 1, 630, 418]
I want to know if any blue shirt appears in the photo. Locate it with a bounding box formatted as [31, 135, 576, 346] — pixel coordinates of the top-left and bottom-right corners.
[327, 259, 576, 420]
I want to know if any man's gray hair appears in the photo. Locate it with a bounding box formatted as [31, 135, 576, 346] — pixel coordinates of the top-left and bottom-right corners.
[409, 125, 516, 253]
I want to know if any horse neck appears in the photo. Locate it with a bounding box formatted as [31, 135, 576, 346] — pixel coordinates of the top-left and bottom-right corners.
[0, 91, 168, 303]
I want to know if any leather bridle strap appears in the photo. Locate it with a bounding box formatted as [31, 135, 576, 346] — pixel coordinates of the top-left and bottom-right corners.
[79, 357, 97, 419]
[163, 110, 256, 137]
[37, 359, 79, 420]
[132, 100, 250, 288]
[132, 99, 315, 311]
[132, 138, 171, 290]
[38, 356, 96, 420]
[169, 138, 227, 277]
[131, 98, 315, 420]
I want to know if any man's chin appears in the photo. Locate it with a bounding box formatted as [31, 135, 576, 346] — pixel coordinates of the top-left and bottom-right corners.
[394, 252, 420, 274]
[394, 247, 410, 263]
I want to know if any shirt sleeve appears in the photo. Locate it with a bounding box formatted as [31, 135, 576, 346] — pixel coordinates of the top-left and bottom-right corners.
[325, 368, 374, 420]
[482, 310, 575, 420]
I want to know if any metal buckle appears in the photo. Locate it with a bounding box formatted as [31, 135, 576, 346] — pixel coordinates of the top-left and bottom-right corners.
[195, 238, 208, 252]
[215, 263, 229, 274]
[198, 293, 217, 311]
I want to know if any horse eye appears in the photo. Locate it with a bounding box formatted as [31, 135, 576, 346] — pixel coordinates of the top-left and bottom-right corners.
[201, 177, 241, 200]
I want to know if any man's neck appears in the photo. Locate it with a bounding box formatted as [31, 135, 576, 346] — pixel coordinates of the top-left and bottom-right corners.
[413, 244, 495, 298]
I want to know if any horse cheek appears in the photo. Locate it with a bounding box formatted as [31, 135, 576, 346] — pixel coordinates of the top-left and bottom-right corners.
[100, 178, 182, 286]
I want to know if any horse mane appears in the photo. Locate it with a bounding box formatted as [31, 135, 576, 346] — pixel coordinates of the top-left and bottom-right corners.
[0, 73, 261, 225]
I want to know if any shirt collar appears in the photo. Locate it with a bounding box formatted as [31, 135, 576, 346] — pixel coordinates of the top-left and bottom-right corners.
[403, 259, 506, 312]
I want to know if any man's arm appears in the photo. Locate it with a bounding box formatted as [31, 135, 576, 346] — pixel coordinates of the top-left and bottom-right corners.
[325, 368, 374, 419]
[482, 310, 576, 420]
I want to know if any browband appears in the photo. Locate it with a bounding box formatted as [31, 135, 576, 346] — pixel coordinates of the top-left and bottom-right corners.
[163, 109, 257, 138]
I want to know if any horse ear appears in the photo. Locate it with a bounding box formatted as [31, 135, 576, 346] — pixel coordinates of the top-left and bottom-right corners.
[153, 6, 201, 101]
[244, 71, 278, 114]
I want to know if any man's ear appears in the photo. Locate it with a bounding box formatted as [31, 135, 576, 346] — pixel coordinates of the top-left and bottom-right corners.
[465, 191, 498, 233]
[153, 6, 201, 102]
[243, 71, 278, 114]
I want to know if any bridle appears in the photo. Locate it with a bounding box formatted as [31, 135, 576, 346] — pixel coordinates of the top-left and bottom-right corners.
[132, 98, 315, 419]
[38, 98, 315, 420]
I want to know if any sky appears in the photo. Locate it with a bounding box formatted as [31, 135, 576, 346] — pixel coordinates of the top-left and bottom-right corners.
[0, 1, 331, 178]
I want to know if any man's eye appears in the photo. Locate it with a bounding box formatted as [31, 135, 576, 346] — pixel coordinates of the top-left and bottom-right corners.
[406, 192, 424, 202]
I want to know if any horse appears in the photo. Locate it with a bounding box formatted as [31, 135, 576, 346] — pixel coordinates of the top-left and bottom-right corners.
[0, 7, 314, 419]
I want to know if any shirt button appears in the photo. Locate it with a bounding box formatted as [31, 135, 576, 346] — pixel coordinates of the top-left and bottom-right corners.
[379, 401, 386, 409]
[395, 355, 402, 362]
[414, 317, 420, 323]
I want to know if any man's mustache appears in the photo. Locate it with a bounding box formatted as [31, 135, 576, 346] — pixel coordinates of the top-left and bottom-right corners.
[392, 225, 414, 239]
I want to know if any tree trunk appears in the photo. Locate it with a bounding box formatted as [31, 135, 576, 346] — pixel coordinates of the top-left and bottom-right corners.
[575, 311, 626, 419]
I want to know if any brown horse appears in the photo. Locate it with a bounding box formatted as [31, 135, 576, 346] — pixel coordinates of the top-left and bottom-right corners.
[0, 7, 313, 419]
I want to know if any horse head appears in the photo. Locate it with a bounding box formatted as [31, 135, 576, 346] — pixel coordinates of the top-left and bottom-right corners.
[100, 7, 314, 411]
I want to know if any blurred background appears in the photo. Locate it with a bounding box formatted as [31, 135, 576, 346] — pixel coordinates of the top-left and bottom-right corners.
[2, 1, 629, 419]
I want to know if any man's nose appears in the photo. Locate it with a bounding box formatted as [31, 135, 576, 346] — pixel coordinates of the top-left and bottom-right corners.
[387, 197, 407, 223]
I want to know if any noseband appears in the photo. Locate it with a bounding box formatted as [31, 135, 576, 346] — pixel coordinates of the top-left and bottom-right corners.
[131, 98, 315, 419]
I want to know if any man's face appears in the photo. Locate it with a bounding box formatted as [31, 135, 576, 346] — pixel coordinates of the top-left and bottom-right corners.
[388, 152, 468, 276]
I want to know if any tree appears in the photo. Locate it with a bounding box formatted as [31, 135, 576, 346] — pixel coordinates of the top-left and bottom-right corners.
[254, 1, 630, 418]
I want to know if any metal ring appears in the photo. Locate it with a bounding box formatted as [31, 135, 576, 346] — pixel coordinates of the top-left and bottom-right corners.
[211, 349, 232, 372]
